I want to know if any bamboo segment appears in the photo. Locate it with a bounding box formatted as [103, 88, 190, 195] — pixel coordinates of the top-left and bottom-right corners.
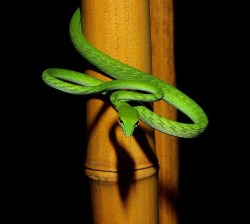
[81, 0, 158, 223]
[82, 0, 155, 171]
[85, 167, 158, 223]
[150, 0, 179, 223]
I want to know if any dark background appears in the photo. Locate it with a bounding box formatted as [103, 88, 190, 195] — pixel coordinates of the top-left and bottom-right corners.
[8, 0, 249, 223]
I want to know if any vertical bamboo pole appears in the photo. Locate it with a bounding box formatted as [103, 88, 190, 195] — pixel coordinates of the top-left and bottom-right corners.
[81, 1, 158, 223]
[150, 0, 179, 223]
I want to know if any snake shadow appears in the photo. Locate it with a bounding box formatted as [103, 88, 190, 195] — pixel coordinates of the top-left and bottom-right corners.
[83, 95, 159, 205]
[109, 121, 159, 204]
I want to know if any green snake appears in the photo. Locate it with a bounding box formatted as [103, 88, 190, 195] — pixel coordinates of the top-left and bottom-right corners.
[42, 8, 208, 138]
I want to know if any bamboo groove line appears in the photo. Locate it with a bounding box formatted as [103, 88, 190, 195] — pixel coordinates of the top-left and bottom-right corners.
[82, 0, 159, 223]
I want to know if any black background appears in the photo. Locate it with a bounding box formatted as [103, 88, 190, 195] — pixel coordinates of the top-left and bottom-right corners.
[8, 0, 249, 223]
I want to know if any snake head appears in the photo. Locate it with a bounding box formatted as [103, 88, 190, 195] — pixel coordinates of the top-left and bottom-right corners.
[117, 105, 139, 137]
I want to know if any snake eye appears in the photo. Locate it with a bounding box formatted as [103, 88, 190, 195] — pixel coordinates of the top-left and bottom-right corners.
[134, 121, 139, 128]
[118, 118, 124, 126]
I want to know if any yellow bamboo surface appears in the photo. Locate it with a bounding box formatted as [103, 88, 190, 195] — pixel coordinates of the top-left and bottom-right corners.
[82, 0, 159, 223]
[150, 0, 179, 223]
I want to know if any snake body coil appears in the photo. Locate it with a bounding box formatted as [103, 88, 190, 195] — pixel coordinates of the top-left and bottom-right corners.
[42, 8, 208, 138]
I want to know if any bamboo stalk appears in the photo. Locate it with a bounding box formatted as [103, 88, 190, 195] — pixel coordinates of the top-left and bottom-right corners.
[150, 0, 179, 223]
[81, 0, 158, 223]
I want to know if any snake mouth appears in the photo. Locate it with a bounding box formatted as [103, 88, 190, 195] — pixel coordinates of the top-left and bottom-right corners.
[118, 118, 139, 137]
